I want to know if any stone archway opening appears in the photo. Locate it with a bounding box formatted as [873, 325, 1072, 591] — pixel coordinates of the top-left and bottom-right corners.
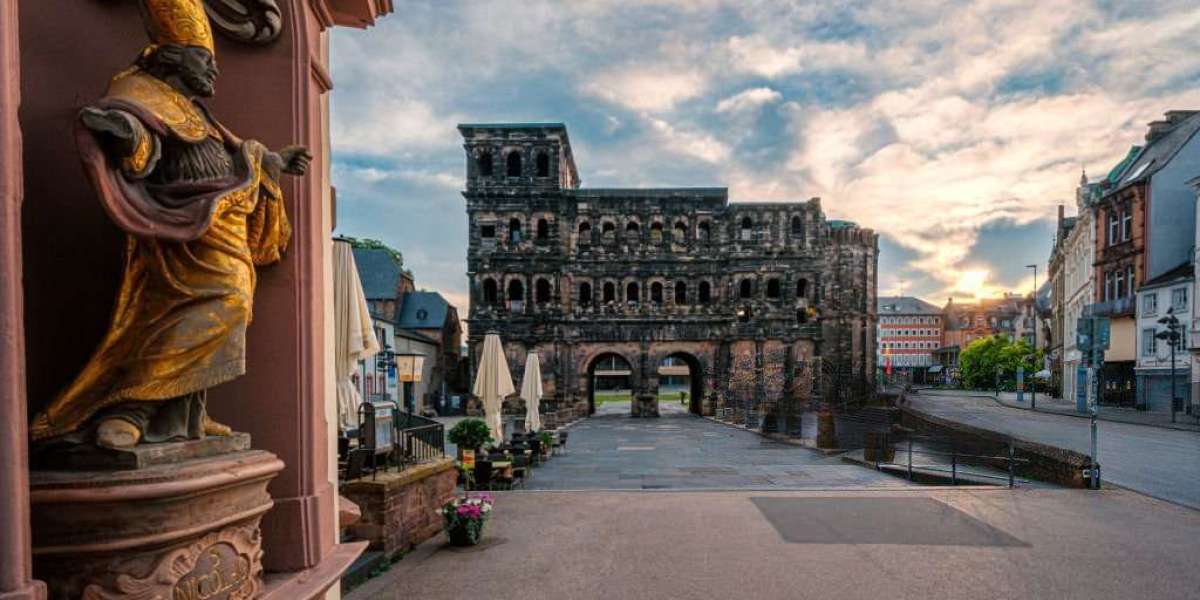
[586, 353, 634, 415]
[657, 352, 703, 416]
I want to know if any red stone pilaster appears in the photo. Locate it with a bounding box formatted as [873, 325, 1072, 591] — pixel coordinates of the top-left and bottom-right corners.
[0, 1, 45, 598]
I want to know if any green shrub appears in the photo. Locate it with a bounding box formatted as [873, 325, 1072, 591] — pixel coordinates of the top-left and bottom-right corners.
[448, 418, 493, 451]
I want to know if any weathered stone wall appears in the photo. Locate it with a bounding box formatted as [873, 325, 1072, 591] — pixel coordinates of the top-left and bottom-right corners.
[340, 459, 458, 558]
[461, 124, 878, 417]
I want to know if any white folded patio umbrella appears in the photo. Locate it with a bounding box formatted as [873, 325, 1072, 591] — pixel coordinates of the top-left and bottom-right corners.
[333, 240, 380, 432]
[520, 352, 544, 433]
[473, 332, 515, 446]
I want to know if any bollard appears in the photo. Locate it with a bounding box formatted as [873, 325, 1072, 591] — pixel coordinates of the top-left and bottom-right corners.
[1007, 443, 1015, 488]
[907, 437, 913, 481]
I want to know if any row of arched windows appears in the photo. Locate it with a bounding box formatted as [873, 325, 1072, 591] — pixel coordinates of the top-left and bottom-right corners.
[479, 275, 811, 307]
[476, 149, 552, 178]
[479, 217, 553, 243]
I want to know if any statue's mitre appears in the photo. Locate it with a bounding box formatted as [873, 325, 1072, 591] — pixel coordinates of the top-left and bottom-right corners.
[140, 0, 215, 53]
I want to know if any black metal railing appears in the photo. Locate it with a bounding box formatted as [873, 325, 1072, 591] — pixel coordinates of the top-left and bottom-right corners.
[396, 412, 445, 465]
[866, 432, 1028, 487]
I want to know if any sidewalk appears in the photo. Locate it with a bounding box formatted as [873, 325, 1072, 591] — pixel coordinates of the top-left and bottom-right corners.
[916, 388, 1200, 433]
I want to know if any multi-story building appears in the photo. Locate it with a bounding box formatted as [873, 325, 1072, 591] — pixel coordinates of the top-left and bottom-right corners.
[1135, 263, 1192, 412]
[1061, 172, 1101, 406]
[1190, 175, 1200, 415]
[461, 123, 878, 418]
[876, 297, 942, 383]
[1094, 111, 1200, 406]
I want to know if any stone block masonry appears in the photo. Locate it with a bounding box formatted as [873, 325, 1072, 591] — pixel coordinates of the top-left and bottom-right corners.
[460, 123, 879, 418]
[341, 458, 458, 558]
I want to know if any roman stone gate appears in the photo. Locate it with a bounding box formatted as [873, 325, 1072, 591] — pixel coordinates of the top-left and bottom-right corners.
[462, 123, 878, 423]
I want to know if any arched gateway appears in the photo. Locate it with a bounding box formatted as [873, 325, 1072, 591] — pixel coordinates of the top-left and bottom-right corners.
[462, 123, 879, 424]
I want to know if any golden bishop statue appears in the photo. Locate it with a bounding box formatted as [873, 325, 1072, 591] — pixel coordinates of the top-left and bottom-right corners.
[30, 0, 312, 449]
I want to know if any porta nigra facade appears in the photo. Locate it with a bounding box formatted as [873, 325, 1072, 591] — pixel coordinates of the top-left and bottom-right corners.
[462, 123, 878, 419]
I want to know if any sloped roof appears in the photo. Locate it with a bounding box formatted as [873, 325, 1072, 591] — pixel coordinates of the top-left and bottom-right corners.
[1106, 145, 1143, 184]
[878, 296, 942, 315]
[1114, 112, 1200, 191]
[397, 291, 452, 329]
[1140, 261, 1193, 290]
[352, 247, 405, 300]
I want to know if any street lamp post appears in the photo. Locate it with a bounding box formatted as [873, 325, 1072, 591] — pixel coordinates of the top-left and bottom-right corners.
[1156, 308, 1182, 424]
[1026, 263, 1038, 410]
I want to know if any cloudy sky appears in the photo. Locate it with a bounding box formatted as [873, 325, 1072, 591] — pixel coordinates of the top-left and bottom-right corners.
[330, 0, 1200, 314]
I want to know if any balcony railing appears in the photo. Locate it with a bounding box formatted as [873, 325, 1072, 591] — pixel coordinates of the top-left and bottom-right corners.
[1086, 296, 1135, 317]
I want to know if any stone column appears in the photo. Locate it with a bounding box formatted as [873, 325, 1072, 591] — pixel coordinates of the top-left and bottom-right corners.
[1, 2, 45, 597]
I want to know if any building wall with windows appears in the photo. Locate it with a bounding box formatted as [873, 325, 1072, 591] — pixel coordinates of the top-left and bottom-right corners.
[1061, 178, 1097, 405]
[1135, 265, 1193, 412]
[462, 123, 879, 416]
[877, 297, 942, 372]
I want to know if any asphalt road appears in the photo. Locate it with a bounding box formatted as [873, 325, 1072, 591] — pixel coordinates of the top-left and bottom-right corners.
[909, 390, 1200, 510]
[350, 488, 1200, 600]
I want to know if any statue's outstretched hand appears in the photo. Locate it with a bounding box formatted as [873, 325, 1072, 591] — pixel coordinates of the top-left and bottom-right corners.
[80, 107, 136, 155]
[277, 145, 312, 176]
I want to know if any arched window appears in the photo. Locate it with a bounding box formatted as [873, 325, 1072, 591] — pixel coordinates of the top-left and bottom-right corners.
[477, 151, 493, 177]
[626, 282, 640, 304]
[536, 151, 550, 177]
[739, 279, 753, 299]
[535, 278, 552, 304]
[482, 278, 498, 304]
[675, 281, 687, 304]
[578, 221, 591, 235]
[509, 218, 522, 243]
[740, 217, 753, 241]
[796, 278, 809, 299]
[650, 222, 664, 242]
[603, 282, 616, 303]
[507, 279, 525, 310]
[698, 281, 712, 304]
[674, 221, 687, 241]
[536, 218, 550, 240]
[506, 151, 522, 177]
[791, 215, 804, 236]
[579, 282, 592, 305]
[698, 221, 711, 241]
[626, 221, 640, 234]
[767, 278, 781, 299]
[651, 282, 664, 304]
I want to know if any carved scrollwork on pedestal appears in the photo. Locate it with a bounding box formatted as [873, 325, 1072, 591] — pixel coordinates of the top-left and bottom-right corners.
[82, 523, 264, 600]
[202, 0, 283, 44]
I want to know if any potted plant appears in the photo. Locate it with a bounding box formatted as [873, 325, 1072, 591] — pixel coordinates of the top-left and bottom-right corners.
[538, 430, 554, 458]
[448, 418, 493, 461]
[438, 493, 494, 546]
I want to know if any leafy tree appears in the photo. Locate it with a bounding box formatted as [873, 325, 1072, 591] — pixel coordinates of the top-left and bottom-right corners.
[959, 335, 1042, 390]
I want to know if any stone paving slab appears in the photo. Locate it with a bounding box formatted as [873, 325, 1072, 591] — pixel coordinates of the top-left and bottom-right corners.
[350, 488, 1200, 600]
[523, 410, 914, 491]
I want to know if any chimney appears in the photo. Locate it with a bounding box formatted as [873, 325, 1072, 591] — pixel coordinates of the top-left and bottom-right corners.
[1164, 110, 1199, 125]
[1057, 204, 1064, 226]
[1146, 120, 1172, 143]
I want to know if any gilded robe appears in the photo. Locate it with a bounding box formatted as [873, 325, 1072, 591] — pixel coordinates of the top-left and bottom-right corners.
[29, 67, 290, 442]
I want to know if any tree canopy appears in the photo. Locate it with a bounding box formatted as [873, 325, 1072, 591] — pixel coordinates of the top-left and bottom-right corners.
[958, 335, 1043, 390]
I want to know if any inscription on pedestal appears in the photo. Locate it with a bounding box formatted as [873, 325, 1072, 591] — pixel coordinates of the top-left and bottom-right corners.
[173, 542, 251, 600]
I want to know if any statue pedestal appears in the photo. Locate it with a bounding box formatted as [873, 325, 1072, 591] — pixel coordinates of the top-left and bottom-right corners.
[631, 394, 660, 418]
[30, 437, 283, 599]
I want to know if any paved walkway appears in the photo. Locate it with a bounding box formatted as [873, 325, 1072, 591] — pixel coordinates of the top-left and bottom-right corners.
[349, 488, 1200, 600]
[524, 408, 914, 491]
[907, 390, 1200, 510]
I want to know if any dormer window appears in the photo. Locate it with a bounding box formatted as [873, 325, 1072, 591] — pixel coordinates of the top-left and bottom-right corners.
[477, 151, 494, 177]
[506, 151, 522, 177]
[536, 151, 550, 177]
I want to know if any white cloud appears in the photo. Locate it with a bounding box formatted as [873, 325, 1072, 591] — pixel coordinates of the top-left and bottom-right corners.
[726, 34, 871, 79]
[581, 67, 706, 112]
[715, 87, 782, 113]
[646, 118, 731, 163]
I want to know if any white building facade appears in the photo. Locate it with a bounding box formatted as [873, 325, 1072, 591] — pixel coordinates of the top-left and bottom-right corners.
[1061, 187, 1096, 406]
[1135, 266, 1192, 413]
